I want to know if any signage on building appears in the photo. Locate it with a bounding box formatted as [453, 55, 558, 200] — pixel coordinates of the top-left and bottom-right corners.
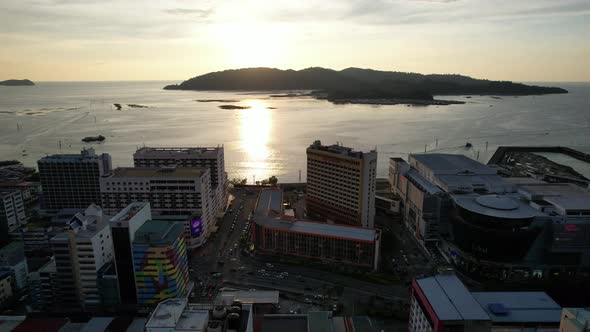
[190, 218, 203, 237]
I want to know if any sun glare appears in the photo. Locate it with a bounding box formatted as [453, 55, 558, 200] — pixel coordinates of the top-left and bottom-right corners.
[239, 99, 272, 181]
[211, 22, 289, 68]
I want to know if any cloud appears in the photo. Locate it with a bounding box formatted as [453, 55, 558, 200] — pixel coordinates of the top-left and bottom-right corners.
[164, 8, 213, 18]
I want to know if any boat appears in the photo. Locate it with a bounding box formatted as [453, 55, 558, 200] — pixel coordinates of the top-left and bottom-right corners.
[465, 142, 473, 148]
[82, 135, 105, 143]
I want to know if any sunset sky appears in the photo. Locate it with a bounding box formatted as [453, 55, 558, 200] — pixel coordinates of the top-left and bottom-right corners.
[1, 0, 589, 82]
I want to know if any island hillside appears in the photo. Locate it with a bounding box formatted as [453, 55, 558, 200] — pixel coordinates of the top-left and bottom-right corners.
[0, 79, 35, 86]
[164, 67, 567, 104]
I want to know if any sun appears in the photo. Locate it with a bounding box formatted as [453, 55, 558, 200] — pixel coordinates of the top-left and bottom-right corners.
[210, 22, 289, 68]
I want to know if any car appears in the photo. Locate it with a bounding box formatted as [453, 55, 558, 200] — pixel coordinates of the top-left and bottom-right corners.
[258, 269, 266, 273]
[249, 288, 256, 291]
[304, 298, 312, 304]
[276, 274, 284, 279]
[238, 266, 246, 271]
[281, 272, 289, 276]
[266, 263, 274, 268]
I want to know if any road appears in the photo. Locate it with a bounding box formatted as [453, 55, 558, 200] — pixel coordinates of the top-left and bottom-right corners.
[188, 187, 418, 311]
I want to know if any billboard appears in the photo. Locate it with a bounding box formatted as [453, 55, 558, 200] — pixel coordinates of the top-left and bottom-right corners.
[190, 218, 203, 238]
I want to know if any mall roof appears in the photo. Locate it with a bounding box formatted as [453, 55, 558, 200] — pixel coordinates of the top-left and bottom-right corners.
[411, 154, 496, 175]
[517, 183, 589, 199]
[415, 274, 490, 322]
[472, 292, 562, 324]
[111, 166, 207, 178]
[452, 194, 542, 219]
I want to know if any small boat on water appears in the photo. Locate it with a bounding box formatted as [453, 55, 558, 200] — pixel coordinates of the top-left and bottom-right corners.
[465, 142, 473, 148]
[82, 135, 105, 143]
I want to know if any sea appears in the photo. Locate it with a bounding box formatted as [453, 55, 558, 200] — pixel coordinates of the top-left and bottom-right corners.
[1, 81, 589, 182]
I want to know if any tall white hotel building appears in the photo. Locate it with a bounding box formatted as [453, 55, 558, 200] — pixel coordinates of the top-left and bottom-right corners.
[306, 140, 377, 229]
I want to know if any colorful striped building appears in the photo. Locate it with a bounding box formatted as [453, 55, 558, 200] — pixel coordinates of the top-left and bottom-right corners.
[132, 220, 189, 308]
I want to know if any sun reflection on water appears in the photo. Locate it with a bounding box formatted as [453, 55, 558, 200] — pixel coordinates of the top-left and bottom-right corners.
[239, 99, 272, 182]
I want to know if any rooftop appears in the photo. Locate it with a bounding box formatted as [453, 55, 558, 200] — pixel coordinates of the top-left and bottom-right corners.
[411, 153, 496, 175]
[452, 194, 542, 219]
[255, 188, 283, 215]
[415, 274, 490, 321]
[134, 220, 184, 245]
[307, 311, 332, 332]
[217, 290, 279, 305]
[472, 291, 562, 324]
[562, 308, 590, 330]
[517, 183, 589, 198]
[544, 195, 590, 211]
[109, 202, 150, 224]
[38, 148, 105, 162]
[111, 167, 207, 178]
[307, 140, 375, 159]
[146, 299, 189, 328]
[135, 146, 222, 158]
[255, 217, 378, 242]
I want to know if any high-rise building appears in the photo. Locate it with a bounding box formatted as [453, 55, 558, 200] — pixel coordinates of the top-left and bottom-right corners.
[132, 220, 189, 308]
[0, 191, 26, 244]
[306, 140, 377, 228]
[0, 241, 28, 290]
[133, 147, 227, 215]
[38, 148, 112, 210]
[560, 308, 590, 332]
[28, 257, 57, 312]
[109, 202, 151, 307]
[100, 167, 213, 248]
[50, 204, 114, 312]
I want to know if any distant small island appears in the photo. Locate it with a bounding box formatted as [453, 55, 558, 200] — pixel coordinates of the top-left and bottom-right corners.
[219, 105, 251, 110]
[163, 67, 567, 105]
[0, 79, 35, 86]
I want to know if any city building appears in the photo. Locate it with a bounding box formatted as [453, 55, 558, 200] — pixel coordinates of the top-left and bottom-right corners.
[0, 271, 13, 308]
[389, 153, 590, 285]
[252, 188, 381, 270]
[96, 262, 120, 311]
[560, 308, 590, 332]
[13, 223, 59, 255]
[0, 241, 28, 290]
[132, 220, 189, 308]
[133, 146, 228, 216]
[28, 257, 57, 312]
[306, 140, 377, 228]
[50, 204, 114, 312]
[100, 166, 214, 248]
[0, 190, 26, 244]
[0, 181, 40, 205]
[37, 148, 112, 210]
[145, 299, 210, 332]
[109, 202, 151, 308]
[409, 274, 562, 332]
[472, 291, 562, 331]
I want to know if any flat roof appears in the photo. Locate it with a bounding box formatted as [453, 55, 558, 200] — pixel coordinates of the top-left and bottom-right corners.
[472, 292, 562, 323]
[307, 311, 332, 332]
[110, 202, 150, 223]
[256, 217, 377, 242]
[146, 298, 189, 328]
[544, 195, 590, 211]
[217, 290, 279, 305]
[111, 167, 207, 178]
[518, 183, 589, 197]
[562, 308, 590, 329]
[133, 220, 184, 245]
[125, 318, 148, 332]
[135, 146, 222, 158]
[411, 154, 496, 175]
[308, 140, 373, 159]
[176, 310, 209, 331]
[406, 169, 442, 194]
[416, 274, 490, 321]
[256, 189, 283, 215]
[452, 194, 542, 219]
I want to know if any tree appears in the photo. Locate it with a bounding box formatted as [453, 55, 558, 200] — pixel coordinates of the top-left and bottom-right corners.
[230, 177, 248, 185]
[269, 175, 278, 186]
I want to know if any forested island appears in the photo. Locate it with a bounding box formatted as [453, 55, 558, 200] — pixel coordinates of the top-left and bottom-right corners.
[163, 67, 567, 105]
[0, 79, 35, 86]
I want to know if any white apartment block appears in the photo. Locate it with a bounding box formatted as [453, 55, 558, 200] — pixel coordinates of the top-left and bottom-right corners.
[51, 204, 114, 311]
[100, 167, 214, 247]
[133, 147, 228, 216]
[1, 190, 26, 233]
[306, 140, 377, 228]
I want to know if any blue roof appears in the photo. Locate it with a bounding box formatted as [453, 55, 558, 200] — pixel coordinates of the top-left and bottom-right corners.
[472, 292, 562, 324]
[416, 274, 490, 321]
[256, 189, 283, 215]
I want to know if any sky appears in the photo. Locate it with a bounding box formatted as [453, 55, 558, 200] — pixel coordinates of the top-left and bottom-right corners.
[0, 0, 589, 82]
